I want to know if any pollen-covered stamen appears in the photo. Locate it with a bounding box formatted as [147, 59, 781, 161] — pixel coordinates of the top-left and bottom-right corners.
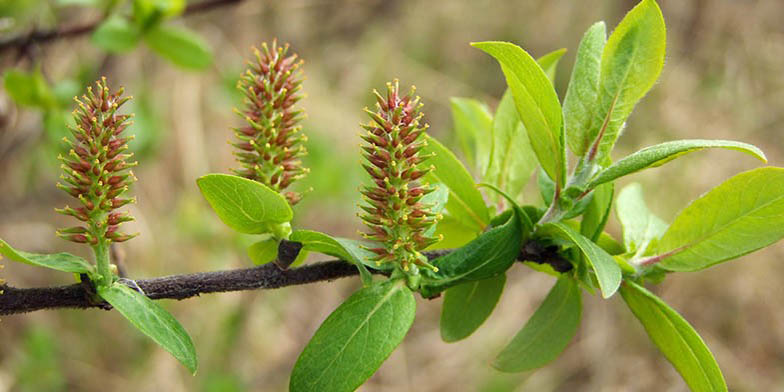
[57, 77, 138, 246]
[231, 40, 309, 205]
[358, 80, 440, 274]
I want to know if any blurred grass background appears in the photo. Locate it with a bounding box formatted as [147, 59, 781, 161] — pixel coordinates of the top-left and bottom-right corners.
[1, 0, 783, 390]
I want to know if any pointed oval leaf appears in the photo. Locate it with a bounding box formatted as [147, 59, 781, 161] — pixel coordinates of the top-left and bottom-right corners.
[621, 281, 727, 391]
[145, 25, 213, 70]
[537, 48, 567, 84]
[421, 208, 522, 297]
[290, 280, 415, 392]
[540, 223, 621, 298]
[290, 230, 377, 285]
[494, 277, 581, 372]
[91, 16, 141, 53]
[450, 97, 493, 173]
[589, 139, 767, 187]
[440, 273, 506, 343]
[616, 183, 666, 254]
[580, 182, 614, 241]
[422, 135, 490, 232]
[591, 0, 666, 162]
[563, 22, 607, 155]
[0, 239, 94, 275]
[98, 283, 198, 374]
[656, 167, 784, 271]
[197, 174, 293, 234]
[472, 41, 566, 187]
[247, 238, 278, 265]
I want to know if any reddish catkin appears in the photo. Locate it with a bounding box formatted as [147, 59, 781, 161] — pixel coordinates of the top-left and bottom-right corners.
[55, 77, 137, 245]
[232, 40, 309, 205]
[359, 80, 441, 273]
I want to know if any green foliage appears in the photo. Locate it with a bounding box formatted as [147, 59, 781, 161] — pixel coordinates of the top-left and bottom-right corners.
[655, 167, 784, 271]
[422, 135, 490, 233]
[621, 281, 727, 391]
[580, 182, 614, 241]
[3, 68, 56, 109]
[494, 278, 581, 372]
[247, 238, 278, 265]
[0, 239, 94, 275]
[290, 280, 416, 392]
[145, 24, 213, 70]
[589, 139, 767, 187]
[616, 183, 666, 255]
[197, 174, 293, 235]
[98, 283, 198, 374]
[539, 223, 621, 298]
[91, 16, 142, 52]
[450, 97, 493, 172]
[473, 41, 566, 188]
[440, 273, 506, 342]
[536, 48, 567, 83]
[290, 230, 376, 285]
[420, 208, 522, 297]
[590, 0, 666, 163]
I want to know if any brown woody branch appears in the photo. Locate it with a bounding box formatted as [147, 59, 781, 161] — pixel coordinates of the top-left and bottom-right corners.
[0, 0, 243, 54]
[0, 244, 569, 316]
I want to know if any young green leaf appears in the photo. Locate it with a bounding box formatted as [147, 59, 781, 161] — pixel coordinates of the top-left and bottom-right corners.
[539, 223, 621, 298]
[3, 68, 56, 109]
[450, 97, 493, 173]
[536, 48, 567, 84]
[247, 238, 278, 265]
[620, 281, 727, 392]
[580, 182, 614, 241]
[0, 239, 94, 275]
[654, 167, 784, 271]
[422, 135, 490, 233]
[431, 215, 479, 250]
[197, 174, 293, 235]
[440, 273, 506, 342]
[290, 280, 416, 392]
[484, 89, 537, 202]
[290, 230, 378, 285]
[420, 208, 522, 297]
[616, 183, 666, 254]
[98, 283, 198, 374]
[91, 16, 141, 53]
[563, 22, 607, 155]
[145, 25, 213, 70]
[472, 41, 566, 188]
[588, 139, 767, 187]
[494, 277, 581, 372]
[589, 0, 666, 163]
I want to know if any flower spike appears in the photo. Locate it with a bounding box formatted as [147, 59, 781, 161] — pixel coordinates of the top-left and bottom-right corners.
[56, 77, 138, 248]
[232, 40, 309, 205]
[359, 80, 439, 275]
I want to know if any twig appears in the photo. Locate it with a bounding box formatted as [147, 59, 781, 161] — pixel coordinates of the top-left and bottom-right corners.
[0, 244, 570, 316]
[0, 0, 244, 55]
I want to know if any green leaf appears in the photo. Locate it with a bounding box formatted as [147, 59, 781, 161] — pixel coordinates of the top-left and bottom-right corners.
[450, 97, 493, 173]
[421, 208, 522, 297]
[430, 215, 478, 250]
[420, 182, 449, 237]
[537, 48, 567, 84]
[620, 281, 727, 392]
[145, 24, 213, 70]
[588, 139, 767, 188]
[91, 16, 141, 53]
[441, 273, 506, 342]
[580, 182, 614, 241]
[590, 0, 666, 163]
[0, 239, 94, 275]
[197, 174, 293, 234]
[563, 22, 607, 155]
[422, 135, 490, 233]
[655, 167, 784, 271]
[494, 277, 581, 372]
[616, 183, 666, 254]
[540, 223, 621, 298]
[290, 230, 378, 285]
[247, 238, 278, 265]
[472, 41, 566, 188]
[3, 68, 56, 109]
[133, 0, 185, 24]
[484, 89, 537, 202]
[290, 280, 415, 392]
[98, 283, 197, 374]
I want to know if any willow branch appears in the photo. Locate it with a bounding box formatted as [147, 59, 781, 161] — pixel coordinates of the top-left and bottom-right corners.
[0, 0, 244, 54]
[0, 244, 569, 316]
